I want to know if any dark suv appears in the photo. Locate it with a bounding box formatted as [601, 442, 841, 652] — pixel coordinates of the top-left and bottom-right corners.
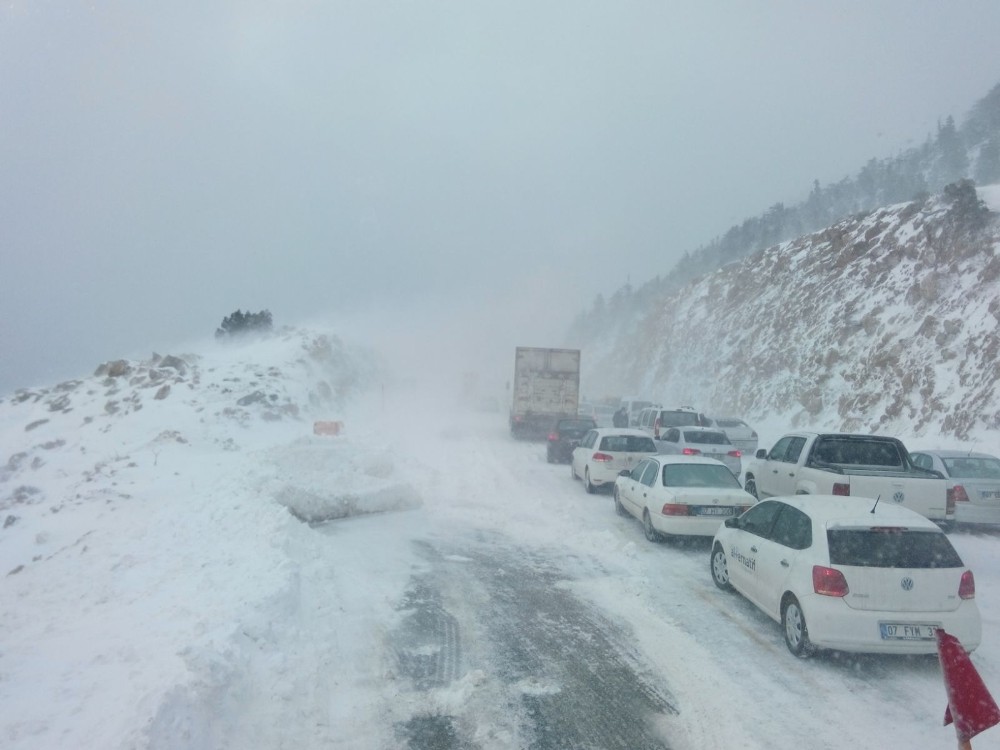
[546, 417, 598, 463]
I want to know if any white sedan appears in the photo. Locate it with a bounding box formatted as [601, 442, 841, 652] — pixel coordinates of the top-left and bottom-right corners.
[571, 428, 658, 494]
[710, 495, 981, 657]
[614, 455, 756, 540]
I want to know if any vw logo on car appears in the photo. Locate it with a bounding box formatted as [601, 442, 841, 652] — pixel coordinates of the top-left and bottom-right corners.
[893, 491, 905, 504]
[900, 577, 914, 591]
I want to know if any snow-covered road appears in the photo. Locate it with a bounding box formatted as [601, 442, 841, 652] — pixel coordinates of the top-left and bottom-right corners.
[164, 397, 1000, 749]
[5, 375, 1000, 749]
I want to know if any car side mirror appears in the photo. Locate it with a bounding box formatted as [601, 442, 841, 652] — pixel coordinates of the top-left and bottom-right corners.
[755, 449, 767, 459]
[619, 470, 631, 477]
[724, 516, 740, 529]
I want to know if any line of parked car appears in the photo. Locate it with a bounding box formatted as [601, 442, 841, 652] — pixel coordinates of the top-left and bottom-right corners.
[541, 408, 990, 660]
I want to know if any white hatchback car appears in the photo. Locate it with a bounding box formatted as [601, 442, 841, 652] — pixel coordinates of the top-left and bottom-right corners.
[571, 428, 658, 494]
[710, 495, 981, 657]
[910, 450, 1000, 525]
[614, 455, 756, 541]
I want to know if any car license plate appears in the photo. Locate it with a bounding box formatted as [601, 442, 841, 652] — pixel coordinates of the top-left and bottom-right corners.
[979, 489, 1000, 500]
[695, 506, 734, 516]
[879, 623, 938, 640]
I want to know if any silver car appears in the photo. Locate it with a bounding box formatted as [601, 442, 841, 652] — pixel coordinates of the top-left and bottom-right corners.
[910, 450, 1000, 525]
[655, 426, 742, 476]
[705, 416, 759, 455]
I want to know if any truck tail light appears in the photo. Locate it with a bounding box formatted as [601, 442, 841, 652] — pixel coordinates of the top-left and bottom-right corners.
[949, 485, 969, 503]
[661, 503, 690, 516]
[832, 482, 850, 496]
[727, 450, 742, 458]
[813, 566, 849, 597]
[547, 432, 558, 442]
[592, 452, 614, 463]
[653, 417, 661, 438]
[959, 570, 976, 599]
[682, 448, 701, 456]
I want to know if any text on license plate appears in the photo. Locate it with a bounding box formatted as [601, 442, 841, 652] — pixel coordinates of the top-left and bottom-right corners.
[980, 490, 1000, 500]
[879, 623, 938, 640]
[695, 506, 735, 516]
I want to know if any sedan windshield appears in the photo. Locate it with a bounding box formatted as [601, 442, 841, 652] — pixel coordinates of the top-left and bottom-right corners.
[662, 463, 741, 488]
[827, 529, 963, 568]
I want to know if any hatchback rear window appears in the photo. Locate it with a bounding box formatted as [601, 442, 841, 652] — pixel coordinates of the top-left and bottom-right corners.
[600, 435, 657, 452]
[827, 529, 963, 568]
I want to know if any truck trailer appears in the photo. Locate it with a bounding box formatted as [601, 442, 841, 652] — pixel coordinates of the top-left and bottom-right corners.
[509, 347, 581, 439]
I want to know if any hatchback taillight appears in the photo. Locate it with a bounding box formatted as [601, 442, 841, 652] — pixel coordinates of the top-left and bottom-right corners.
[592, 452, 614, 462]
[547, 432, 558, 442]
[653, 418, 661, 438]
[959, 570, 976, 600]
[661, 503, 689, 516]
[728, 450, 742, 458]
[832, 482, 850, 496]
[812, 565, 849, 597]
[682, 447, 701, 456]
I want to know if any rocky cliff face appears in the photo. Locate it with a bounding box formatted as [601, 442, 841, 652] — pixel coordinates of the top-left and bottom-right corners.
[584, 182, 1000, 441]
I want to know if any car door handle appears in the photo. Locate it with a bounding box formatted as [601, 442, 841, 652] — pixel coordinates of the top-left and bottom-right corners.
[750, 546, 758, 553]
[781, 559, 790, 567]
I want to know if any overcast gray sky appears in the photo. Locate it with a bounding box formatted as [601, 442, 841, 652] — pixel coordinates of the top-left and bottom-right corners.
[2, 1, 1000, 393]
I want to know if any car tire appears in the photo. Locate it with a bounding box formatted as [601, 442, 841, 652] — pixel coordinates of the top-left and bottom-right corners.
[613, 486, 628, 517]
[711, 544, 732, 591]
[584, 468, 596, 494]
[782, 596, 815, 658]
[744, 474, 758, 500]
[546, 450, 554, 464]
[642, 509, 661, 542]
[570, 461, 577, 480]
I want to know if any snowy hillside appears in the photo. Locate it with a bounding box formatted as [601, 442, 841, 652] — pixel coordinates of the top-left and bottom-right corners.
[580, 182, 1000, 446]
[0, 328, 417, 747]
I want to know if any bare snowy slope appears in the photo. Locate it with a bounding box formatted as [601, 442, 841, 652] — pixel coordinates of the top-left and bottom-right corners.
[583, 181, 1000, 443]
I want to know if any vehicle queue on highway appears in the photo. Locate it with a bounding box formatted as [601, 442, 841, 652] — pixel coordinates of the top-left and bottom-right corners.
[540, 397, 1000, 659]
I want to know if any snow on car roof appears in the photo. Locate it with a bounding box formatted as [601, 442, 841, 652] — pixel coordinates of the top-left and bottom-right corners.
[763, 495, 941, 530]
[913, 449, 997, 459]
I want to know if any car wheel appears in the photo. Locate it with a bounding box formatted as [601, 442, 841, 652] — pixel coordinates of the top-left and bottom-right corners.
[782, 596, 815, 658]
[744, 474, 758, 500]
[584, 468, 596, 494]
[642, 509, 661, 542]
[711, 544, 732, 591]
[570, 461, 577, 480]
[613, 486, 628, 517]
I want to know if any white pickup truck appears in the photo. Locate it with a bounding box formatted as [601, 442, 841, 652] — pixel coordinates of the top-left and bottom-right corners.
[743, 432, 953, 524]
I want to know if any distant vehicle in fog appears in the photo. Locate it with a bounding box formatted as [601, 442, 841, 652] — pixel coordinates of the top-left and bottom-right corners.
[910, 449, 1000, 526]
[704, 416, 758, 455]
[654, 427, 742, 476]
[509, 347, 581, 439]
[578, 402, 616, 427]
[547, 417, 598, 463]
